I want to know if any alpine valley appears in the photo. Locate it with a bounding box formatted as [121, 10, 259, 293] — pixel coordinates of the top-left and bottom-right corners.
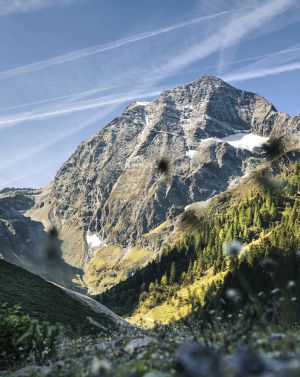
[1, 75, 300, 376]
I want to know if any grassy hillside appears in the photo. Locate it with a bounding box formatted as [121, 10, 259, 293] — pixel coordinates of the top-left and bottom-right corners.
[84, 245, 154, 294]
[99, 159, 300, 326]
[0, 259, 119, 334]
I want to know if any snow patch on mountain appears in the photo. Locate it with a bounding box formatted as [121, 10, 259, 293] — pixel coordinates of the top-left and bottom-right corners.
[200, 137, 219, 144]
[222, 133, 268, 151]
[86, 232, 104, 248]
[186, 150, 197, 158]
[134, 101, 149, 107]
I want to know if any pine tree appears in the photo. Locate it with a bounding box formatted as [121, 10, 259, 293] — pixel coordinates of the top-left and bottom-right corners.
[254, 205, 262, 228]
[169, 262, 177, 284]
[160, 274, 168, 285]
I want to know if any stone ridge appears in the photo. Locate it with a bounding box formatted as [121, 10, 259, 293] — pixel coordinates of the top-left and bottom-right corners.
[29, 75, 299, 264]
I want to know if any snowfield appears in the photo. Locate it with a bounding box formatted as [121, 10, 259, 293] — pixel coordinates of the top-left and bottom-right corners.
[135, 101, 149, 107]
[222, 132, 268, 151]
[185, 133, 268, 159]
[86, 232, 103, 248]
[186, 150, 197, 158]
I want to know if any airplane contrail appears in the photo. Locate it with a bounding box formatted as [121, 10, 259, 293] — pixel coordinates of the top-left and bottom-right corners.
[0, 88, 162, 128]
[0, 82, 132, 113]
[2, 45, 300, 114]
[0, 108, 115, 172]
[144, 0, 295, 84]
[0, 9, 234, 80]
[0, 163, 57, 188]
[223, 61, 300, 82]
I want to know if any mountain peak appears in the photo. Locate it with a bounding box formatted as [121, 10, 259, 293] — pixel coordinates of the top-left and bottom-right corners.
[26, 76, 299, 284]
[193, 74, 230, 85]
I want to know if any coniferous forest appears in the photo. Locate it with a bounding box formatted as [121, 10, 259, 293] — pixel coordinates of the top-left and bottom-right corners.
[100, 160, 300, 326]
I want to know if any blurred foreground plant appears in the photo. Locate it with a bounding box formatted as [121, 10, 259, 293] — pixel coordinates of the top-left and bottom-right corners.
[0, 303, 61, 368]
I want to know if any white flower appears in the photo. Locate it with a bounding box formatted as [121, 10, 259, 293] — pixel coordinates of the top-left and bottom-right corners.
[287, 280, 296, 289]
[271, 333, 286, 340]
[225, 288, 240, 302]
[270, 288, 280, 295]
[226, 288, 239, 298]
[91, 357, 111, 376]
[223, 240, 243, 258]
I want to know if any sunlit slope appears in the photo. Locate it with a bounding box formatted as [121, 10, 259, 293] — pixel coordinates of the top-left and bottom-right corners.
[100, 160, 300, 326]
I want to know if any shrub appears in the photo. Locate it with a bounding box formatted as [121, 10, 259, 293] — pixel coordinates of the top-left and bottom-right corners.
[0, 303, 61, 368]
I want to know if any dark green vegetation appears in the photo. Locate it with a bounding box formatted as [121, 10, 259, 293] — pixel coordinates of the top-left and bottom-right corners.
[0, 260, 116, 335]
[100, 160, 300, 323]
[0, 304, 61, 368]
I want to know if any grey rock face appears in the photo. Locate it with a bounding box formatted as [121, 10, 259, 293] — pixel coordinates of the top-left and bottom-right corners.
[0, 188, 83, 289]
[30, 75, 299, 256]
[0, 189, 43, 265]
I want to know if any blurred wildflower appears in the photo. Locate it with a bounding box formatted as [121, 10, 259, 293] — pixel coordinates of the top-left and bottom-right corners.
[91, 357, 111, 376]
[181, 210, 198, 227]
[225, 288, 240, 302]
[271, 333, 286, 340]
[261, 137, 284, 159]
[223, 240, 243, 258]
[287, 280, 296, 289]
[233, 346, 267, 376]
[260, 257, 277, 267]
[270, 288, 280, 295]
[253, 168, 286, 192]
[156, 157, 170, 175]
[45, 226, 59, 261]
[256, 338, 268, 346]
[175, 341, 222, 377]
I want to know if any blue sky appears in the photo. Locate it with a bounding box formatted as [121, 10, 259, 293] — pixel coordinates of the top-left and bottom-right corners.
[0, 0, 300, 189]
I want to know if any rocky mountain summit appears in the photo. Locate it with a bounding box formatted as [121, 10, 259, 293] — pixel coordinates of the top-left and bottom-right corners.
[6, 75, 297, 291]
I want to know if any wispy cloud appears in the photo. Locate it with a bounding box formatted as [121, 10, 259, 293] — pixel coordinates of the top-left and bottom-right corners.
[172, 46, 300, 79]
[0, 9, 234, 80]
[224, 61, 300, 82]
[0, 82, 129, 113]
[0, 108, 115, 173]
[0, 0, 81, 15]
[147, 0, 296, 82]
[0, 87, 162, 129]
[0, 163, 57, 188]
[223, 43, 300, 82]
[2, 45, 300, 116]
